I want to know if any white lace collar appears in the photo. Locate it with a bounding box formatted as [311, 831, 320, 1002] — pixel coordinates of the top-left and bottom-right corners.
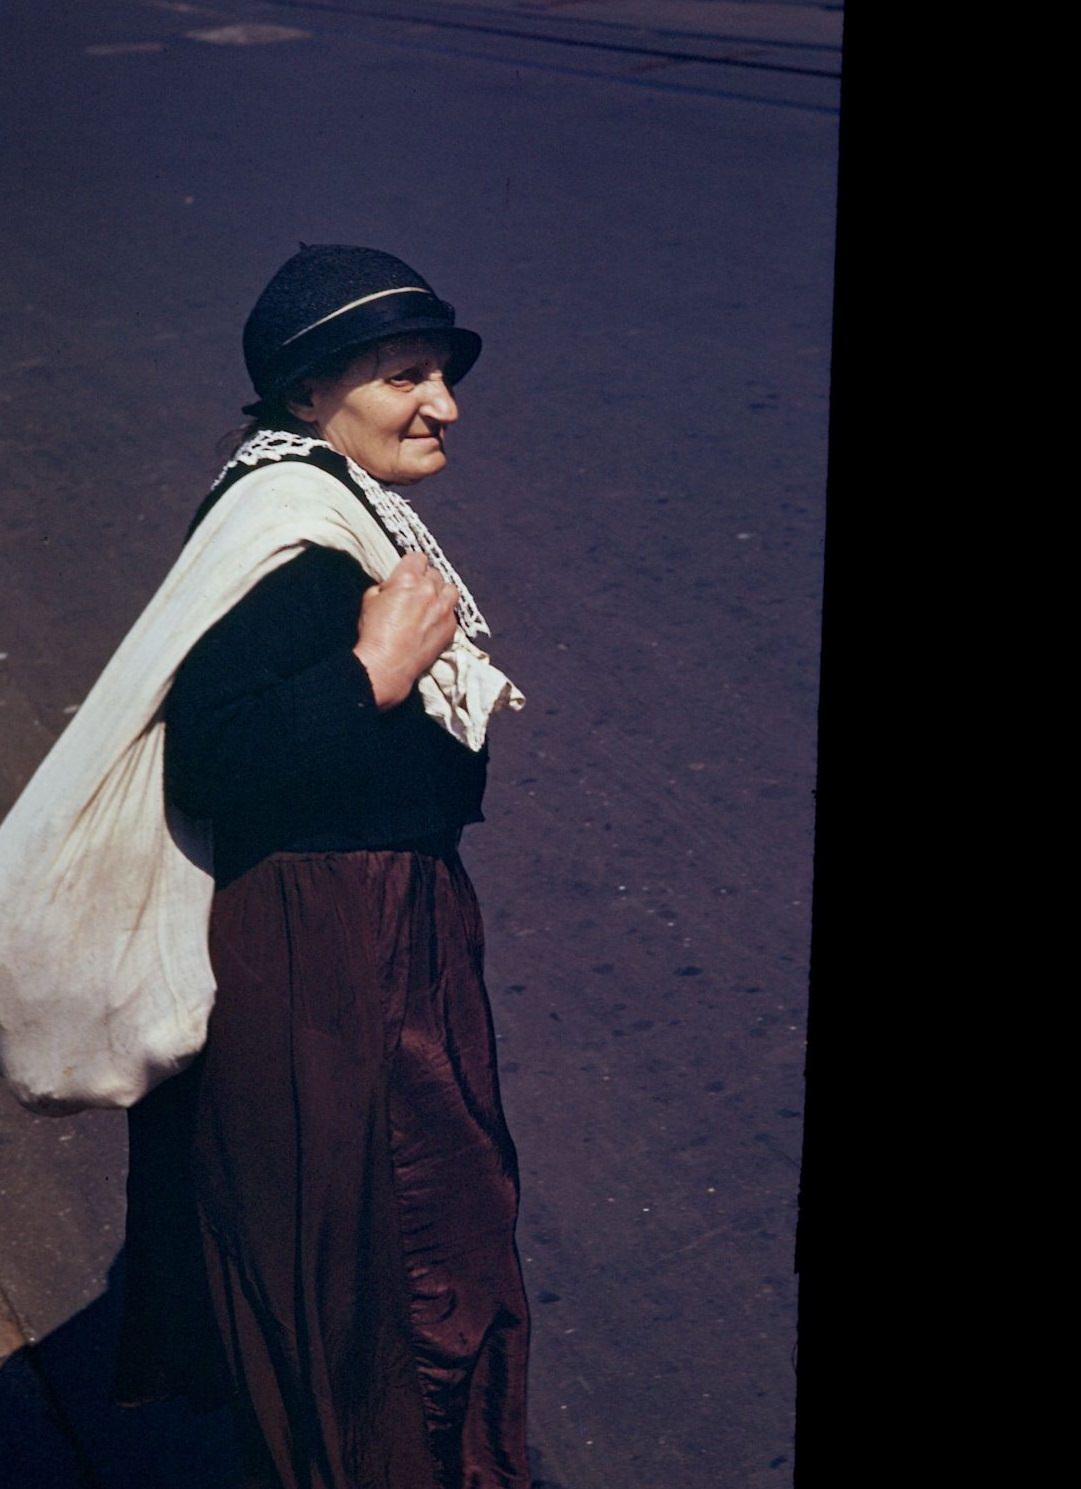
[216, 428, 490, 639]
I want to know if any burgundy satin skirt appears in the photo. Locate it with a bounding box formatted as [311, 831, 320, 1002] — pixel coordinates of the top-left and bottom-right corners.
[116, 850, 530, 1489]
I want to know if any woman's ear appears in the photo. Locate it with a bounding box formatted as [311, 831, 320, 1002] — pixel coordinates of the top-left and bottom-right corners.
[286, 381, 319, 422]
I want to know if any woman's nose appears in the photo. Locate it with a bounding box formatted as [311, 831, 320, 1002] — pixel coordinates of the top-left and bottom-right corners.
[420, 376, 458, 424]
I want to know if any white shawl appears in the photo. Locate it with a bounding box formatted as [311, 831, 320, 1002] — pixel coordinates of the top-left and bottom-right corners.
[0, 457, 523, 1115]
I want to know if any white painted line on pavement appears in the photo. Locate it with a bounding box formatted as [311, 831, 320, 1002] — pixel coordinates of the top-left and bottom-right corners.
[184, 24, 311, 45]
[85, 42, 166, 56]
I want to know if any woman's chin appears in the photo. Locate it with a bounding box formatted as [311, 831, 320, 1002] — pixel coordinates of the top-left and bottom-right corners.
[395, 448, 447, 485]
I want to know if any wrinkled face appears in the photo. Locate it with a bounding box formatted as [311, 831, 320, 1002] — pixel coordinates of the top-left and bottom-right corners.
[289, 334, 458, 486]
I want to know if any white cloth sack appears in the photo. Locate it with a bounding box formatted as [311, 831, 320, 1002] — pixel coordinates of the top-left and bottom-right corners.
[0, 461, 523, 1114]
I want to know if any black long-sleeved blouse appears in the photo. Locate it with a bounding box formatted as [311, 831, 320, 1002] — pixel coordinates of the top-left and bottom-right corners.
[164, 544, 487, 885]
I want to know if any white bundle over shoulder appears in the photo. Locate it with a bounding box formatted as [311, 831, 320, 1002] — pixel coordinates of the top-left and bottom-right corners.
[0, 461, 523, 1115]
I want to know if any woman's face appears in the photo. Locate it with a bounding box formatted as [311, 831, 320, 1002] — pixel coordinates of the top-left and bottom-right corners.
[289, 335, 459, 486]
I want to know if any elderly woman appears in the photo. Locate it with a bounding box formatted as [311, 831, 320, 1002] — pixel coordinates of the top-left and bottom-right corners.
[112, 246, 531, 1489]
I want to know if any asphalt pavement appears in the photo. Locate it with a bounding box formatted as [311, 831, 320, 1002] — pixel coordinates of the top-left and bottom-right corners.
[0, 2, 840, 1484]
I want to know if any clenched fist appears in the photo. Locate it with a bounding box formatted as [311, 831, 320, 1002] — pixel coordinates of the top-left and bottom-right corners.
[353, 551, 459, 710]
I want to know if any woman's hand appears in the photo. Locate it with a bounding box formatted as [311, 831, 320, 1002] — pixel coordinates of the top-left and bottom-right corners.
[353, 552, 459, 710]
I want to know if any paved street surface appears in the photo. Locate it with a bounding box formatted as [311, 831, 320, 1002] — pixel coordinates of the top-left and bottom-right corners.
[0, 2, 840, 1484]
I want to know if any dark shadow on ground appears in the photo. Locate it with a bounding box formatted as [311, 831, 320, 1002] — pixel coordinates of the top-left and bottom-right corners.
[0, 1252, 240, 1489]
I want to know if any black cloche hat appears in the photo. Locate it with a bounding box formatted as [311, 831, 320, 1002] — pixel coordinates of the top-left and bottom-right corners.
[241, 244, 482, 415]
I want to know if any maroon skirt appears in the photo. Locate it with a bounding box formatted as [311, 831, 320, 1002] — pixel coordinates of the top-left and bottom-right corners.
[116, 850, 530, 1489]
